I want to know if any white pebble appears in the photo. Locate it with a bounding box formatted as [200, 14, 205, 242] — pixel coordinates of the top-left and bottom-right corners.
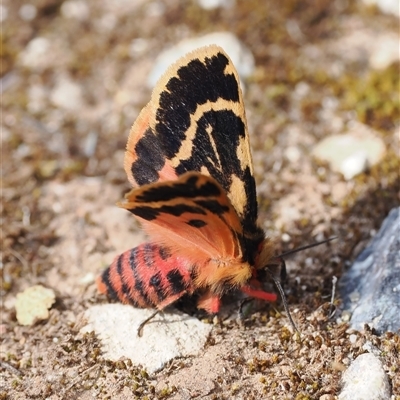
[82, 304, 212, 373]
[61, 0, 90, 20]
[339, 353, 391, 400]
[349, 334, 357, 344]
[50, 75, 84, 111]
[361, 0, 400, 16]
[79, 272, 95, 285]
[129, 38, 149, 57]
[340, 151, 369, 181]
[196, 0, 235, 10]
[369, 33, 400, 70]
[19, 4, 37, 20]
[294, 81, 310, 98]
[27, 84, 47, 114]
[19, 37, 51, 69]
[312, 123, 386, 180]
[15, 285, 56, 326]
[284, 145, 301, 163]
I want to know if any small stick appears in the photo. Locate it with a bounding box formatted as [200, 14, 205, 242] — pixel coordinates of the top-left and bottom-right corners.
[329, 276, 338, 318]
[1, 361, 23, 376]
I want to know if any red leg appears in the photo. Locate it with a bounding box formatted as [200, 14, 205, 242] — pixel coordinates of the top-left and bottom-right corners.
[197, 292, 221, 313]
[240, 286, 277, 302]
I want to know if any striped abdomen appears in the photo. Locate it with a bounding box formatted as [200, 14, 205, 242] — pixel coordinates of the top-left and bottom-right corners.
[96, 243, 194, 309]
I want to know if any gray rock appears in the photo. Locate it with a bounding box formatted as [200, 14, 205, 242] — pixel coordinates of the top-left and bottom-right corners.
[338, 353, 391, 400]
[339, 207, 400, 334]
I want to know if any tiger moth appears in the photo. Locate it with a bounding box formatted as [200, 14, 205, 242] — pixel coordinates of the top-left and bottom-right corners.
[96, 45, 331, 330]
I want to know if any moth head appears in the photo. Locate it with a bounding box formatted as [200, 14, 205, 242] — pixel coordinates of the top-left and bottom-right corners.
[255, 237, 337, 332]
[256, 238, 279, 271]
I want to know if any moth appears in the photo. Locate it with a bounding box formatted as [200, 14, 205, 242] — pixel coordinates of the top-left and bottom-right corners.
[97, 45, 333, 333]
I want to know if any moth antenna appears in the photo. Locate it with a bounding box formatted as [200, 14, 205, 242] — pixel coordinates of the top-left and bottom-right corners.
[276, 236, 337, 259]
[265, 267, 299, 334]
[266, 237, 337, 334]
[137, 310, 161, 337]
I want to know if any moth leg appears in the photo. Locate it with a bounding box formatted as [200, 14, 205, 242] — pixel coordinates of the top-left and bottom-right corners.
[137, 292, 187, 337]
[197, 292, 221, 314]
[240, 285, 278, 302]
[138, 310, 160, 337]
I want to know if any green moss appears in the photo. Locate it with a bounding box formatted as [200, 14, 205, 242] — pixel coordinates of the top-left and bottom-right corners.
[11, 379, 20, 389]
[295, 394, 312, 400]
[336, 63, 399, 132]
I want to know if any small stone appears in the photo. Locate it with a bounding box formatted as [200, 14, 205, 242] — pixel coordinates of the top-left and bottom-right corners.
[320, 395, 335, 400]
[50, 75, 84, 111]
[349, 334, 357, 344]
[338, 353, 391, 400]
[196, 0, 235, 10]
[369, 33, 399, 70]
[312, 122, 386, 180]
[362, 341, 381, 356]
[19, 37, 51, 69]
[16, 285, 56, 326]
[147, 32, 254, 88]
[27, 84, 48, 114]
[129, 38, 149, 58]
[361, 0, 400, 17]
[284, 145, 301, 163]
[19, 4, 37, 21]
[82, 304, 212, 373]
[60, 0, 90, 20]
[79, 272, 95, 285]
[82, 130, 98, 157]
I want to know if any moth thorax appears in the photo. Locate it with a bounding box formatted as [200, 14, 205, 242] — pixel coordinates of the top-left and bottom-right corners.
[256, 239, 277, 270]
[194, 259, 252, 293]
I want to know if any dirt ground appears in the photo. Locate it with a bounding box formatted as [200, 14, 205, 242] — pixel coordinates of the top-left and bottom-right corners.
[1, 1, 399, 399]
